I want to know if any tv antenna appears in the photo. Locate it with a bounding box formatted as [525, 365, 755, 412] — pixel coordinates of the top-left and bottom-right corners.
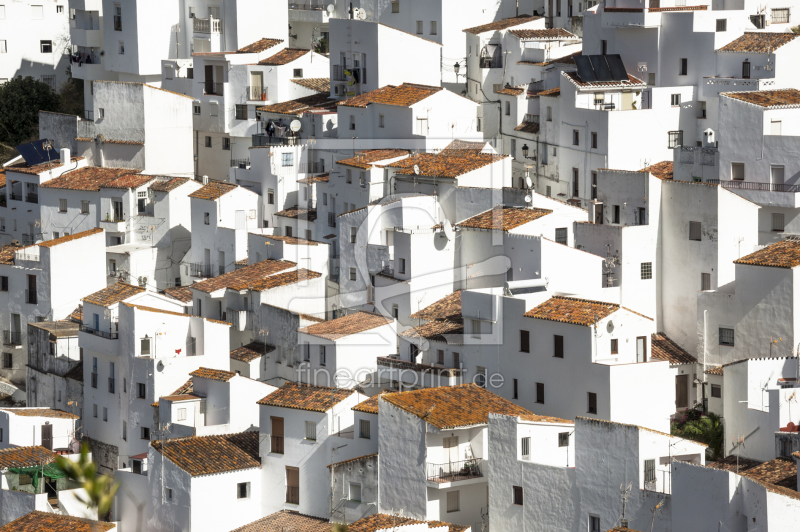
[618, 481, 633, 528]
[603, 244, 618, 287]
[731, 434, 746, 473]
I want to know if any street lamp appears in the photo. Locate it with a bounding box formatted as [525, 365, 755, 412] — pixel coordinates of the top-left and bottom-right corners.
[521, 144, 535, 161]
[453, 62, 460, 75]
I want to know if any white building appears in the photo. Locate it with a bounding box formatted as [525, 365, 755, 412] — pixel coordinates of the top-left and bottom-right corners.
[25, 318, 82, 415]
[0, 408, 78, 451]
[0, 0, 70, 88]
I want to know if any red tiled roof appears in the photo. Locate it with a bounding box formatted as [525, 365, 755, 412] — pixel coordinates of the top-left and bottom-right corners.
[1, 408, 79, 419]
[258, 93, 337, 115]
[149, 177, 190, 192]
[291, 78, 330, 93]
[401, 320, 464, 344]
[337, 149, 409, 169]
[719, 32, 799, 53]
[298, 311, 393, 340]
[275, 206, 317, 221]
[0, 446, 58, 469]
[515, 121, 540, 134]
[537, 87, 561, 97]
[643, 161, 674, 180]
[458, 206, 552, 231]
[409, 291, 462, 321]
[651, 333, 697, 364]
[188, 181, 239, 200]
[189, 367, 237, 382]
[82, 281, 145, 306]
[389, 151, 507, 179]
[39, 167, 142, 191]
[349, 514, 467, 532]
[734, 239, 800, 269]
[263, 235, 319, 246]
[190, 259, 296, 293]
[509, 28, 578, 39]
[231, 511, 331, 532]
[237, 38, 284, 54]
[463, 15, 542, 34]
[231, 341, 276, 363]
[524, 296, 620, 326]
[151, 431, 260, 477]
[352, 394, 381, 414]
[0, 511, 115, 532]
[163, 286, 193, 303]
[722, 89, 800, 109]
[258, 48, 310, 65]
[102, 173, 156, 189]
[5, 157, 84, 175]
[257, 382, 355, 412]
[338, 83, 443, 108]
[35, 227, 103, 248]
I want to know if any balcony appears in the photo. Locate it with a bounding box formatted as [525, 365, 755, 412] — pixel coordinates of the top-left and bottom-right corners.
[252, 134, 300, 147]
[288, 0, 325, 9]
[332, 65, 366, 84]
[9, 192, 22, 202]
[226, 308, 250, 331]
[230, 159, 250, 169]
[426, 458, 484, 484]
[20, 234, 35, 246]
[100, 216, 127, 232]
[189, 263, 214, 278]
[25, 193, 38, 204]
[80, 324, 119, 340]
[3, 331, 21, 346]
[203, 82, 224, 96]
[246, 86, 267, 101]
[25, 290, 37, 305]
[271, 436, 284, 454]
[194, 17, 223, 34]
[707, 179, 800, 208]
[702, 76, 775, 98]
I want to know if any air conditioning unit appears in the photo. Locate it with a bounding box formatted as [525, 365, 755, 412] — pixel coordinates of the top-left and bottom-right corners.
[202, 175, 209, 185]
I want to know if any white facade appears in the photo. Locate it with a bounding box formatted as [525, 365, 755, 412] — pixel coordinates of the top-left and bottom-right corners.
[0, 408, 78, 450]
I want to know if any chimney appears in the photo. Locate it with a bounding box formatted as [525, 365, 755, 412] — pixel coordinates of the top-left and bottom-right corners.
[60, 148, 70, 164]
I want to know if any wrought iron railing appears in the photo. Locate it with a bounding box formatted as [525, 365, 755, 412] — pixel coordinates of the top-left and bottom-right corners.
[9, 192, 23, 201]
[80, 325, 119, 340]
[271, 436, 284, 454]
[246, 86, 267, 101]
[203, 81, 224, 95]
[426, 458, 483, 483]
[3, 331, 21, 346]
[230, 159, 250, 169]
[708, 179, 800, 193]
[26, 193, 38, 204]
[288, 1, 325, 9]
[251, 134, 299, 147]
[189, 263, 214, 278]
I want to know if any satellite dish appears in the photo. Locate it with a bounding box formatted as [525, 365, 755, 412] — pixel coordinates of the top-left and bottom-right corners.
[444, 223, 454, 241]
[524, 195, 532, 203]
[327, 4, 335, 15]
[413, 164, 420, 175]
[525, 176, 533, 188]
[607, 321, 614, 333]
[290, 120, 302, 133]
[419, 339, 430, 352]
[358, 8, 367, 19]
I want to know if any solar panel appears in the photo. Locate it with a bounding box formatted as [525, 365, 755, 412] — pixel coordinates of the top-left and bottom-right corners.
[606, 54, 629, 82]
[574, 55, 598, 83]
[590, 55, 613, 82]
[16, 139, 59, 167]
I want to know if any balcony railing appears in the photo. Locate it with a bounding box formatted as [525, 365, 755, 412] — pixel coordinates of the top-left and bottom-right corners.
[193, 17, 223, 34]
[252, 133, 299, 147]
[246, 86, 267, 101]
[286, 486, 299, 504]
[230, 159, 250, 169]
[9, 192, 23, 201]
[21, 233, 35, 246]
[189, 263, 214, 278]
[108, 378, 115, 394]
[203, 82, 224, 95]
[25, 290, 37, 305]
[707, 179, 800, 193]
[3, 331, 21, 346]
[288, 1, 325, 9]
[91, 373, 98, 388]
[332, 65, 366, 83]
[271, 436, 284, 454]
[327, 212, 336, 228]
[426, 458, 483, 483]
[522, 113, 539, 125]
[26, 193, 38, 204]
[80, 324, 119, 340]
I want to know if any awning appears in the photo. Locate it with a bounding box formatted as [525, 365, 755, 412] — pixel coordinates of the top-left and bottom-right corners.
[8, 463, 67, 491]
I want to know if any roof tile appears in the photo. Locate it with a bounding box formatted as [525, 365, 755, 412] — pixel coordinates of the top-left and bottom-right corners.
[163, 285, 193, 303]
[410, 291, 462, 321]
[231, 511, 331, 532]
[524, 296, 620, 326]
[39, 167, 142, 191]
[337, 149, 409, 169]
[719, 32, 799, 53]
[275, 206, 317, 221]
[298, 311, 393, 340]
[389, 151, 507, 179]
[291, 78, 331, 93]
[509, 28, 578, 39]
[190, 259, 296, 293]
[82, 281, 146, 307]
[35, 227, 103, 249]
[722, 89, 800, 109]
[149, 177, 191, 192]
[189, 367, 237, 382]
[734, 239, 800, 269]
[458, 206, 552, 231]
[231, 341, 276, 363]
[651, 333, 697, 364]
[237, 38, 284, 54]
[0, 446, 58, 469]
[257, 382, 355, 412]
[188, 181, 239, 200]
[349, 514, 467, 532]
[1, 408, 79, 419]
[258, 48, 310, 65]
[152, 431, 261, 477]
[463, 15, 542, 34]
[400, 320, 464, 344]
[0, 511, 115, 532]
[643, 161, 674, 180]
[258, 93, 337, 115]
[338, 83, 443, 108]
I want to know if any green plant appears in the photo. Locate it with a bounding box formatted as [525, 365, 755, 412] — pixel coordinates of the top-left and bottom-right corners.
[0, 76, 61, 145]
[674, 412, 724, 461]
[56, 444, 120, 518]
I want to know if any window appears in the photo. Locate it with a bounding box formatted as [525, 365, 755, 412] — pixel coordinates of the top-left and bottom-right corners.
[513, 378, 518, 399]
[293, 68, 303, 78]
[194, 104, 201, 115]
[282, 153, 293, 166]
[559, 432, 569, 447]
[59, 198, 67, 212]
[471, 319, 481, 338]
[572, 168, 579, 197]
[505, 102, 510, 116]
[716, 18, 727, 31]
[0, 277, 6, 292]
[0, 41, 5, 54]
[392, 305, 399, 319]
[513, 486, 523, 505]
[119, 41, 125, 55]
[103, 407, 108, 421]
[771, 120, 782, 135]
[359, 419, 371, 439]
[392, 1, 400, 13]
[591, 132, 597, 149]
[536, 382, 544, 404]
[350, 226, 357, 243]
[177, 408, 186, 421]
[572, 129, 579, 146]
[711, 384, 722, 398]
[731, 162, 745, 181]
[521, 436, 530, 457]
[437, 349, 444, 365]
[349, 115, 355, 130]
[430, 21, 437, 35]
[349, 483, 362, 502]
[520, 330, 530, 353]
[137, 383, 146, 399]
[773, 213, 785, 232]
[320, 345, 326, 365]
[379, 114, 385, 128]
[689, 221, 701, 241]
[641, 262, 652, 280]
[57, 5, 63, 13]
[475, 367, 486, 388]
[268, 189, 275, 205]
[93, 404, 98, 418]
[477, 117, 481, 131]
[644, 458, 656, 484]
[772, 8, 789, 23]
[40, 40, 53, 54]
[446, 491, 459, 513]
[601, 39, 607, 55]
[416, 20, 423, 34]
[166, 488, 173, 501]
[141, 426, 150, 439]
[611, 339, 618, 354]
[204, 212, 210, 225]
[399, 258, 406, 274]
[588, 392, 598, 414]
[141, 338, 151, 355]
[235, 105, 247, 120]
[0, 6, 4, 19]
[349, 267, 356, 281]
[671, 94, 681, 106]
[701, 273, 711, 291]
[237, 482, 250, 499]
[554, 335, 564, 358]
[453, 352, 460, 367]
[668, 131, 683, 148]
[555, 228, 567, 245]
[123, 421, 127, 440]
[679, 58, 688, 76]
[205, 136, 212, 148]
[612, 205, 620, 224]
[305, 421, 316, 440]
[222, 137, 231, 150]
[81, 200, 89, 214]
[719, 328, 734, 346]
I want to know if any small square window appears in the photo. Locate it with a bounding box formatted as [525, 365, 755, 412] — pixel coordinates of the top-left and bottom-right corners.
[282, 153, 294, 167]
[305, 420, 316, 440]
[555, 228, 567, 245]
[392, 1, 400, 13]
[40, 40, 52, 54]
[59, 198, 67, 212]
[668, 131, 683, 149]
[137, 382, 146, 399]
[671, 94, 681, 106]
[521, 436, 530, 457]
[141, 426, 150, 439]
[81, 200, 90, 214]
[235, 105, 247, 120]
[379, 114, 385, 128]
[237, 482, 250, 499]
[293, 68, 303, 78]
[689, 221, 701, 241]
[719, 327, 734, 346]
[141, 338, 151, 355]
[559, 432, 570, 447]
[222, 137, 231, 150]
[641, 262, 653, 280]
[430, 21, 437, 35]
[350, 482, 362, 502]
[711, 384, 722, 398]
[359, 419, 371, 439]
[416, 20, 423, 34]
[716, 18, 727, 31]
[57, 5, 64, 13]
[513, 486, 523, 505]
[701, 273, 711, 291]
[177, 408, 186, 421]
[166, 488, 173, 501]
[93, 404, 98, 418]
[772, 213, 785, 232]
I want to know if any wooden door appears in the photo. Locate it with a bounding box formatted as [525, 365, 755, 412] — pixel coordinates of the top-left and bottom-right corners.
[41, 424, 52, 450]
[286, 466, 299, 504]
[676, 375, 689, 409]
[271, 416, 284, 454]
[636, 337, 647, 362]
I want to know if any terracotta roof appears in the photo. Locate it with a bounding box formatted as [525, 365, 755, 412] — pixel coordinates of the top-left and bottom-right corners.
[734, 239, 800, 269]
[643, 161, 674, 180]
[163, 285, 193, 303]
[707, 455, 763, 472]
[0, 446, 58, 469]
[443, 140, 488, 153]
[237, 38, 284, 54]
[564, 71, 645, 89]
[70, 305, 83, 323]
[159, 394, 202, 403]
[0, 511, 115, 532]
[257, 382, 355, 412]
[705, 365, 724, 376]
[5, 156, 84, 175]
[463, 15, 542, 34]
[337, 149, 409, 169]
[606, 528, 644, 532]
[740, 457, 797, 490]
[495, 85, 526, 96]
[537, 87, 561, 97]
[248, 268, 321, 291]
[275, 206, 317, 221]
[722, 89, 800, 109]
[35, 227, 103, 249]
[151, 431, 260, 477]
[298, 311, 393, 340]
[349, 514, 467, 532]
[291, 77, 330, 93]
[519, 412, 574, 424]
[258, 48, 310, 65]
[297, 173, 330, 185]
[719, 32, 800, 53]
[401, 320, 464, 344]
[509, 28, 578, 39]
[382, 383, 534, 429]
[64, 362, 83, 382]
[172, 378, 194, 396]
[38, 166, 142, 191]
[328, 452, 379, 469]
[0, 170, 5, 188]
[150, 177, 190, 192]
[188, 181, 238, 200]
[1, 408, 79, 419]
[650, 333, 697, 364]
[352, 394, 381, 414]
[82, 281, 145, 307]
[231, 511, 331, 532]
[410, 291, 462, 320]
[263, 235, 319, 246]
[389, 151, 507, 179]
[231, 341, 276, 363]
[258, 92, 336, 115]
[459, 206, 552, 231]
[524, 296, 621, 326]
[28, 319, 80, 338]
[515, 121, 540, 134]
[338, 83, 443, 108]
[124, 303, 229, 326]
[190, 259, 296, 293]
[102, 173, 155, 189]
[0, 244, 20, 265]
[190, 367, 237, 382]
